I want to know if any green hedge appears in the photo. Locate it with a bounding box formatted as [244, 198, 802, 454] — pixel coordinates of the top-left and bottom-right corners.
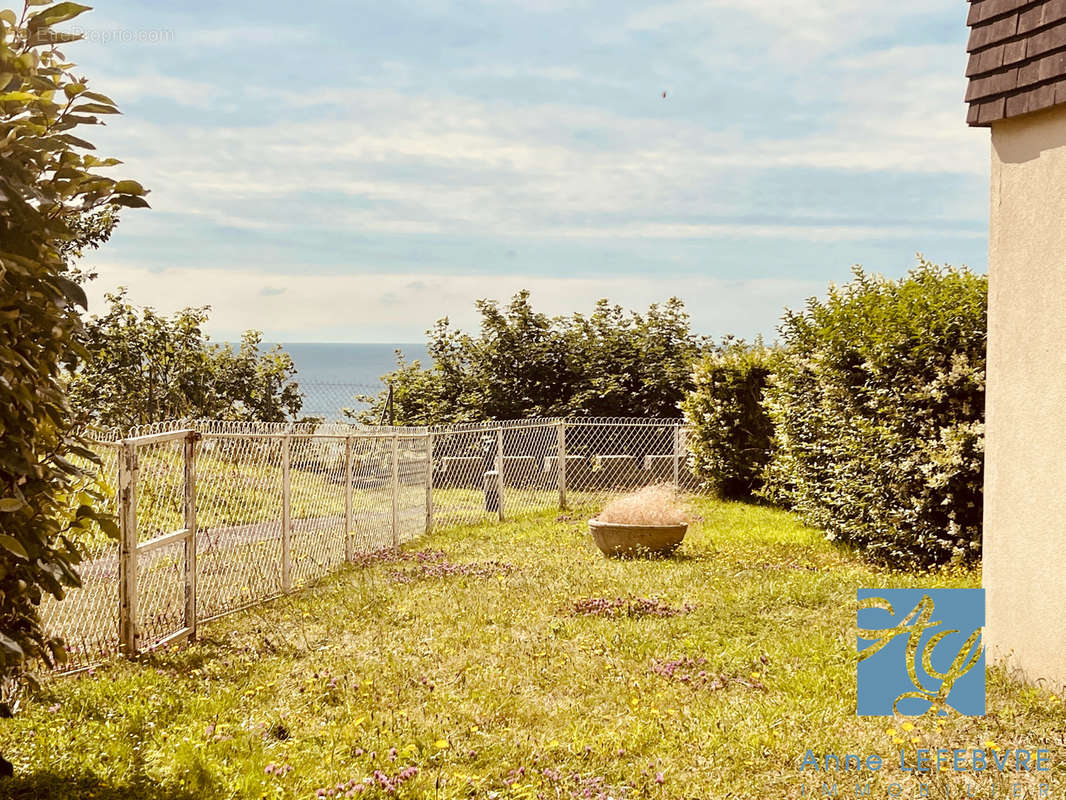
[681, 339, 776, 500]
[760, 261, 986, 568]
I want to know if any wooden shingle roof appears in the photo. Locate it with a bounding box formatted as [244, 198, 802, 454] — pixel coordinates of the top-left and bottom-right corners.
[965, 0, 1066, 125]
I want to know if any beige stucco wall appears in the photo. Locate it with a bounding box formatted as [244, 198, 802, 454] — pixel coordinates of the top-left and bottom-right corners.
[984, 103, 1066, 691]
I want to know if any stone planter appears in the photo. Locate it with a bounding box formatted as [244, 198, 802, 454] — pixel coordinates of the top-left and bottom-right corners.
[588, 518, 688, 557]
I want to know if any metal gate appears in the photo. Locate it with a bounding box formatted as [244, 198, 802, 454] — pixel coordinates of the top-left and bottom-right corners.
[116, 429, 198, 655]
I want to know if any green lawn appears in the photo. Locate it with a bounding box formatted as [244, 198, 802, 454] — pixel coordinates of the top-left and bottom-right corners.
[1, 497, 1063, 799]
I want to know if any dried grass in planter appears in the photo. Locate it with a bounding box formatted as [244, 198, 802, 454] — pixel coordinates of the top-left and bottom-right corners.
[596, 484, 689, 527]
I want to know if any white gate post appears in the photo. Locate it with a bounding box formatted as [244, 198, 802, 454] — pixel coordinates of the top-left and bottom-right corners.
[391, 433, 400, 547]
[117, 440, 139, 657]
[556, 420, 567, 509]
[344, 436, 353, 562]
[183, 432, 198, 639]
[281, 435, 292, 593]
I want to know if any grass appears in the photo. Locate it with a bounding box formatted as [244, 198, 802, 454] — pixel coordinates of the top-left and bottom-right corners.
[2, 496, 1064, 799]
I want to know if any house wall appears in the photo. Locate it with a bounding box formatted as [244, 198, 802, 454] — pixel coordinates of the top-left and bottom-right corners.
[985, 102, 1066, 690]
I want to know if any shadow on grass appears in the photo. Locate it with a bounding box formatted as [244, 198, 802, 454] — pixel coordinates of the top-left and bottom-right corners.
[0, 771, 212, 800]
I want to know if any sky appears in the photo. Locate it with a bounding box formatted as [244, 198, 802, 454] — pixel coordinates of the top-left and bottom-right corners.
[67, 0, 990, 343]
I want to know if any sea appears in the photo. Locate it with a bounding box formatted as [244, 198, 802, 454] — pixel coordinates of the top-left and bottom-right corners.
[270, 342, 432, 421]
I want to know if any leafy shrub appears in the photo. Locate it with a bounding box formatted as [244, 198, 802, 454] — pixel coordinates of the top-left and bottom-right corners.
[68, 290, 303, 429]
[1, 3, 147, 691]
[761, 260, 986, 568]
[681, 338, 776, 499]
[597, 485, 688, 526]
[358, 291, 707, 424]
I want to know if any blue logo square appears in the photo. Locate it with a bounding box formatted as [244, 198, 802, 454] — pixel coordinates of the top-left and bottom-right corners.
[857, 588, 985, 716]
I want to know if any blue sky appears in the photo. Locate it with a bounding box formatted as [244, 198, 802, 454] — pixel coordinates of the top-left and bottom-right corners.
[70, 0, 989, 342]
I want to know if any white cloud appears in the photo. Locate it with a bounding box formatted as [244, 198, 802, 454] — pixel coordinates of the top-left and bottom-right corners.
[88, 82, 985, 244]
[92, 73, 218, 108]
[541, 222, 983, 241]
[66, 0, 986, 346]
[181, 25, 316, 47]
[82, 263, 826, 342]
[625, 0, 947, 58]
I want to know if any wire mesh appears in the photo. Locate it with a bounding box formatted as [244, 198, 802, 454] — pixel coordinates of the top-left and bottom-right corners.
[500, 423, 559, 517]
[558, 420, 685, 512]
[39, 441, 122, 670]
[288, 435, 347, 589]
[43, 417, 699, 672]
[348, 434, 394, 553]
[394, 435, 428, 544]
[430, 426, 497, 529]
[196, 434, 285, 620]
[132, 435, 190, 649]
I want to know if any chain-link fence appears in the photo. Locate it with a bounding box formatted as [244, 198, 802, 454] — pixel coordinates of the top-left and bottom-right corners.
[296, 382, 385, 423]
[41, 417, 700, 672]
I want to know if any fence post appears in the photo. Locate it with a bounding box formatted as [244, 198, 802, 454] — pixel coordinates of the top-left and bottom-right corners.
[117, 440, 139, 657]
[556, 420, 567, 509]
[281, 434, 292, 593]
[391, 434, 400, 547]
[183, 432, 198, 640]
[344, 436, 353, 562]
[672, 424, 680, 489]
[425, 432, 434, 534]
[496, 426, 505, 521]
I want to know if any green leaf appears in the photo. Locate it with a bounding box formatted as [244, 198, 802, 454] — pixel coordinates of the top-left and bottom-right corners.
[55, 133, 96, 149]
[55, 275, 87, 309]
[0, 497, 24, 512]
[0, 632, 23, 658]
[0, 91, 39, 103]
[27, 75, 58, 92]
[71, 102, 120, 115]
[27, 3, 94, 32]
[84, 155, 122, 167]
[110, 194, 150, 209]
[82, 91, 117, 106]
[113, 179, 145, 195]
[96, 517, 120, 539]
[67, 445, 101, 461]
[0, 534, 28, 559]
[59, 113, 99, 126]
[52, 454, 80, 474]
